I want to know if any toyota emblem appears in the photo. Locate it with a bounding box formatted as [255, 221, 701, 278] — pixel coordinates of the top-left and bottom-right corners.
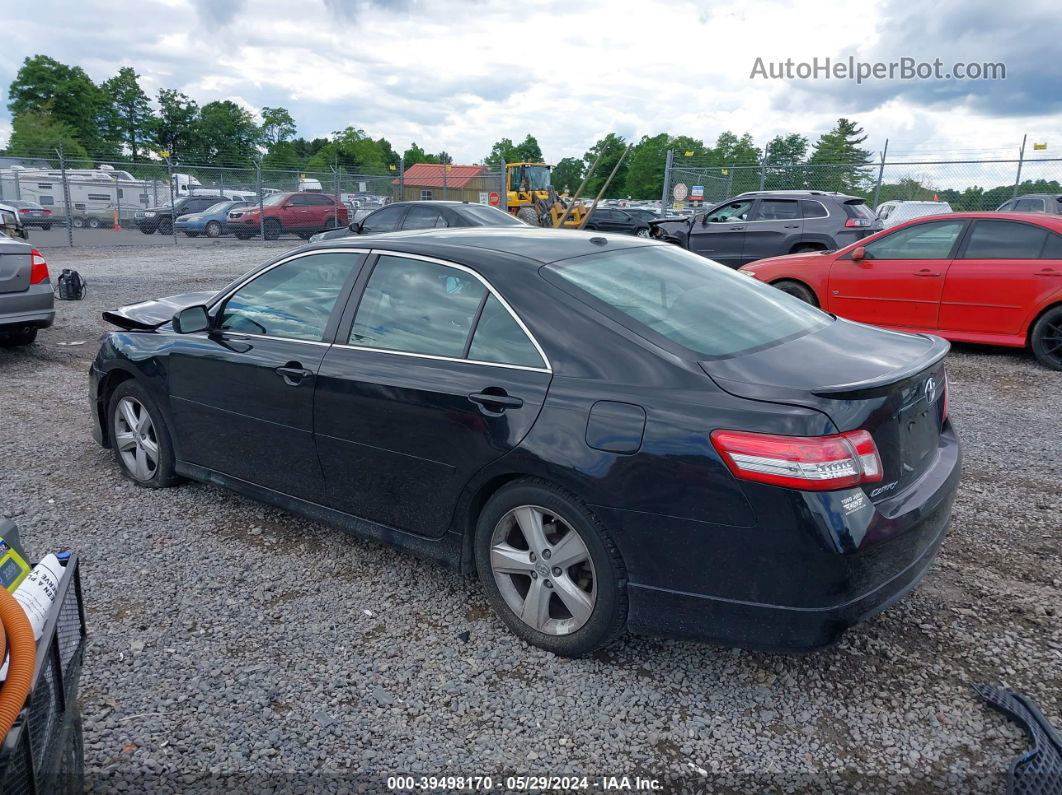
[924, 378, 936, 404]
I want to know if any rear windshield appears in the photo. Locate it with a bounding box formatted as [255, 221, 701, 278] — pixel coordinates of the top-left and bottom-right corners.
[845, 200, 877, 220]
[460, 205, 524, 226]
[545, 245, 831, 358]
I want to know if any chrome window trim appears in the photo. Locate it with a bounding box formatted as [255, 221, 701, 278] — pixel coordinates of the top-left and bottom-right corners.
[350, 250, 553, 373]
[208, 247, 372, 344]
[331, 343, 551, 373]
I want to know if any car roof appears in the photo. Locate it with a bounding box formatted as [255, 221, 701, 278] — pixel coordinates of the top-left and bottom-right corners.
[308, 226, 662, 264]
[735, 190, 861, 200]
[884, 211, 1062, 232]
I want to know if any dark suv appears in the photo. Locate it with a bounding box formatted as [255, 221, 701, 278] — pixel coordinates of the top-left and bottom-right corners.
[649, 190, 883, 268]
[135, 195, 222, 235]
[996, 194, 1062, 215]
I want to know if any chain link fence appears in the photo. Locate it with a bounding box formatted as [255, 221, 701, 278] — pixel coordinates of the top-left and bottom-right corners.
[662, 151, 1062, 214]
[0, 149, 506, 247]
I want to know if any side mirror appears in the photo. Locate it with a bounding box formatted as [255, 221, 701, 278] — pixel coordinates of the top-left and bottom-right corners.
[173, 304, 210, 334]
[852, 246, 866, 261]
[349, 221, 362, 233]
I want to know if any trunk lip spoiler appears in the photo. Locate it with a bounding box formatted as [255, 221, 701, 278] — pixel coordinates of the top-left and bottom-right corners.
[809, 335, 949, 396]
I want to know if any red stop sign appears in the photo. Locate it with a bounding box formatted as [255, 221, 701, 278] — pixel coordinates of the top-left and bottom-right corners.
[488, 192, 500, 206]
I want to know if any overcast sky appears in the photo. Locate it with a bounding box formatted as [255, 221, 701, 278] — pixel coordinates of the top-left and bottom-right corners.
[3, 0, 1060, 165]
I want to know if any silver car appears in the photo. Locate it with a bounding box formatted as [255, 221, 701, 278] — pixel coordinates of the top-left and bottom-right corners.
[0, 232, 54, 347]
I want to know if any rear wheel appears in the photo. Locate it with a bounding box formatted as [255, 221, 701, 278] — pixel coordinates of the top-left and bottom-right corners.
[71, 217, 86, 229]
[773, 279, 818, 307]
[87, 217, 102, 229]
[139, 226, 155, 235]
[107, 381, 182, 488]
[157, 218, 173, 235]
[475, 479, 627, 657]
[515, 206, 539, 226]
[1030, 305, 1062, 371]
[263, 219, 281, 240]
[0, 327, 37, 347]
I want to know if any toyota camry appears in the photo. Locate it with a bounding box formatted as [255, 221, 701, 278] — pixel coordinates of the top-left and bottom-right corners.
[89, 228, 960, 656]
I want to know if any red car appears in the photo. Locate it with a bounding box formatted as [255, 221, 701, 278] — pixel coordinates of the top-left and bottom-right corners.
[740, 212, 1062, 370]
[230, 192, 348, 241]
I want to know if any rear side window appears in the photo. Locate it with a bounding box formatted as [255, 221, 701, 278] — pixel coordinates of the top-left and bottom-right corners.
[1043, 234, 1062, 259]
[1014, 198, 1047, 213]
[754, 199, 800, 220]
[350, 255, 486, 357]
[963, 221, 1048, 259]
[402, 206, 447, 230]
[468, 295, 545, 368]
[545, 246, 830, 358]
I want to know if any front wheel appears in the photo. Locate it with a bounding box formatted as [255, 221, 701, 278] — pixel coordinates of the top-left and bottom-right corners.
[475, 479, 627, 657]
[87, 217, 102, 229]
[263, 219, 281, 240]
[139, 226, 155, 235]
[107, 381, 182, 488]
[72, 217, 86, 229]
[205, 221, 222, 238]
[635, 227, 651, 238]
[515, 206, 539, 226]
[1030, 305, 1062, 371]
[772, 279, 819, 307]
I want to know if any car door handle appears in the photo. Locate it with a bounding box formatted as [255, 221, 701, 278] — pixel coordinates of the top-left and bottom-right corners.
[468, 391, 524, 411]
[914, 269, 941, 277]
[275, 364, 313, 386]
[1035, 269, 1061, 277]
[783, 224, 800, 229]
[728, 225, 745, 230]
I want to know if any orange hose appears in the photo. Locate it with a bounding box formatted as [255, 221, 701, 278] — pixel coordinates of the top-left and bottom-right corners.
[0, 587, 35, 740]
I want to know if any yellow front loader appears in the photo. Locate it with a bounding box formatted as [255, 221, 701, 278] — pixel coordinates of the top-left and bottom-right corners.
[504, 148, 630, 229]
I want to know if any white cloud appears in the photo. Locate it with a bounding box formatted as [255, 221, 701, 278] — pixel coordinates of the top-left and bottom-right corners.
[1, 0, 1059, 166]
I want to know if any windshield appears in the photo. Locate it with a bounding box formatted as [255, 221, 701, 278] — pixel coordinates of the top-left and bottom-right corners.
[263, 194, 287, 207]
[510, 165, 551, 191]
[204, 201, 233, 214]
[460, 205, 524, 225]
[546, 245, 831, 358]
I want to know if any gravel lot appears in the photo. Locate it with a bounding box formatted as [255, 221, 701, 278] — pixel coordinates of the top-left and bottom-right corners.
[0, 242, 1059, 793]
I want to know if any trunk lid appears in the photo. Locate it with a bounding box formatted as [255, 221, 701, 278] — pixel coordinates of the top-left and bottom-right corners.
[0, 241, 31, 294]
[102, 291, 215, 330]
[701, 318, 949, 499]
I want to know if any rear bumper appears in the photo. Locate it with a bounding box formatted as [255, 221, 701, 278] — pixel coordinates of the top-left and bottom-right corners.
[604, 424, 961, 651]
[0, 285, 55, 330]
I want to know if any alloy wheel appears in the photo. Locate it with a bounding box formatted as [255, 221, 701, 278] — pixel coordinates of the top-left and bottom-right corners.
[489, 505, 596, 636]
[636, 228, 651, 238]
[1038, 316, 1062, 368]
[114, 397, 159, 481]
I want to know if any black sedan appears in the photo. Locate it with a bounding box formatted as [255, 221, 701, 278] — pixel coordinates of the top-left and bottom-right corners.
[89, 228, 960, 656]
[309, 200, 524, 242]
[582, 207, 652, 237]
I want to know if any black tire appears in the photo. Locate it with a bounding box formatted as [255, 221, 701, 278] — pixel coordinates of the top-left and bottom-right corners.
[184, 232, 199, 238]
[474, 478, 628, 657]
[263, 219, 281, 240]
[157, 218, 173, 236]
[205, 221, 222, 238]
[41, 224, 51, 230]
[71, 217, 86, 229]
[515, 206, 539, 226]
[635, 227, 651, 238]
[0, 327, 37, 347]
[106, 380, 182, 489]
[773, 279, 819, 307]
[1030, 304, 1062, 371]
[87, 217, 102, 229]
[139, 226, 155, 235]
[791, 243, 824, 254]
[297, 232, 313, 240]
[235, 232, 253, 240]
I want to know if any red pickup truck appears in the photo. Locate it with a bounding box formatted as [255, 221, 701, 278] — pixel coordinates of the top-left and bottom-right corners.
[229, 192, 348, 240]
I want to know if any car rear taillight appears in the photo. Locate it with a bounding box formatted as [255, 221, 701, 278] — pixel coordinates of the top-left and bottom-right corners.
[844, 218, 872, 228]
[710, 429, 883, 491]
[29, 249, 49, 285]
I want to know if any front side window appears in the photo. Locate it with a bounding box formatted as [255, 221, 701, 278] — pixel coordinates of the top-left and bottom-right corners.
[361, 205, 405, 233]
[219, 252, 362, 341]
[963, 221, 1048, 259]
[862, 221, 964, 260]
[350, 256, 486, 357]
[705, 200, 753, 223]
[754, 199, 800, 221]
[468, 295, 544, 368]
[545, 245, 830, 358]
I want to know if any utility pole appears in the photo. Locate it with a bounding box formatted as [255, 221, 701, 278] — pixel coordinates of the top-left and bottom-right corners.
[871, 138, 889, 210]
[660, 149, 674, 209]
[57, 144, 74, 247]
[1012, 134, 1027, 199]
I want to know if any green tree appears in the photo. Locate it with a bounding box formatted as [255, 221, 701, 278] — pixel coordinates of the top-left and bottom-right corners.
[436, 150, 453, 165]
[100, 67, 153, 160]
[8, 55, 105, 154]
[306, 127, 390, 173]
[261, 140, 301, 170]
[260, 106, 296, 148]
[484, 137, 520, 169]
[581, 134, 629, 198]
[764, 133, 809, 190]
[623, 133, 671, 199]
[402, 142, 439, 165]
[6, 109, 88, 160]
[551, 156, 584, 195]
[515, 134, 543, 162]
[197, 100, 261, 165]
[290, 137, 329, 161]
[807, 118, 872, 193]
[153, 89, 201, 159]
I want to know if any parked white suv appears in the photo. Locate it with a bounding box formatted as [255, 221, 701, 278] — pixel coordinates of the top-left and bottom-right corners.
[876, 200, 953, 228]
